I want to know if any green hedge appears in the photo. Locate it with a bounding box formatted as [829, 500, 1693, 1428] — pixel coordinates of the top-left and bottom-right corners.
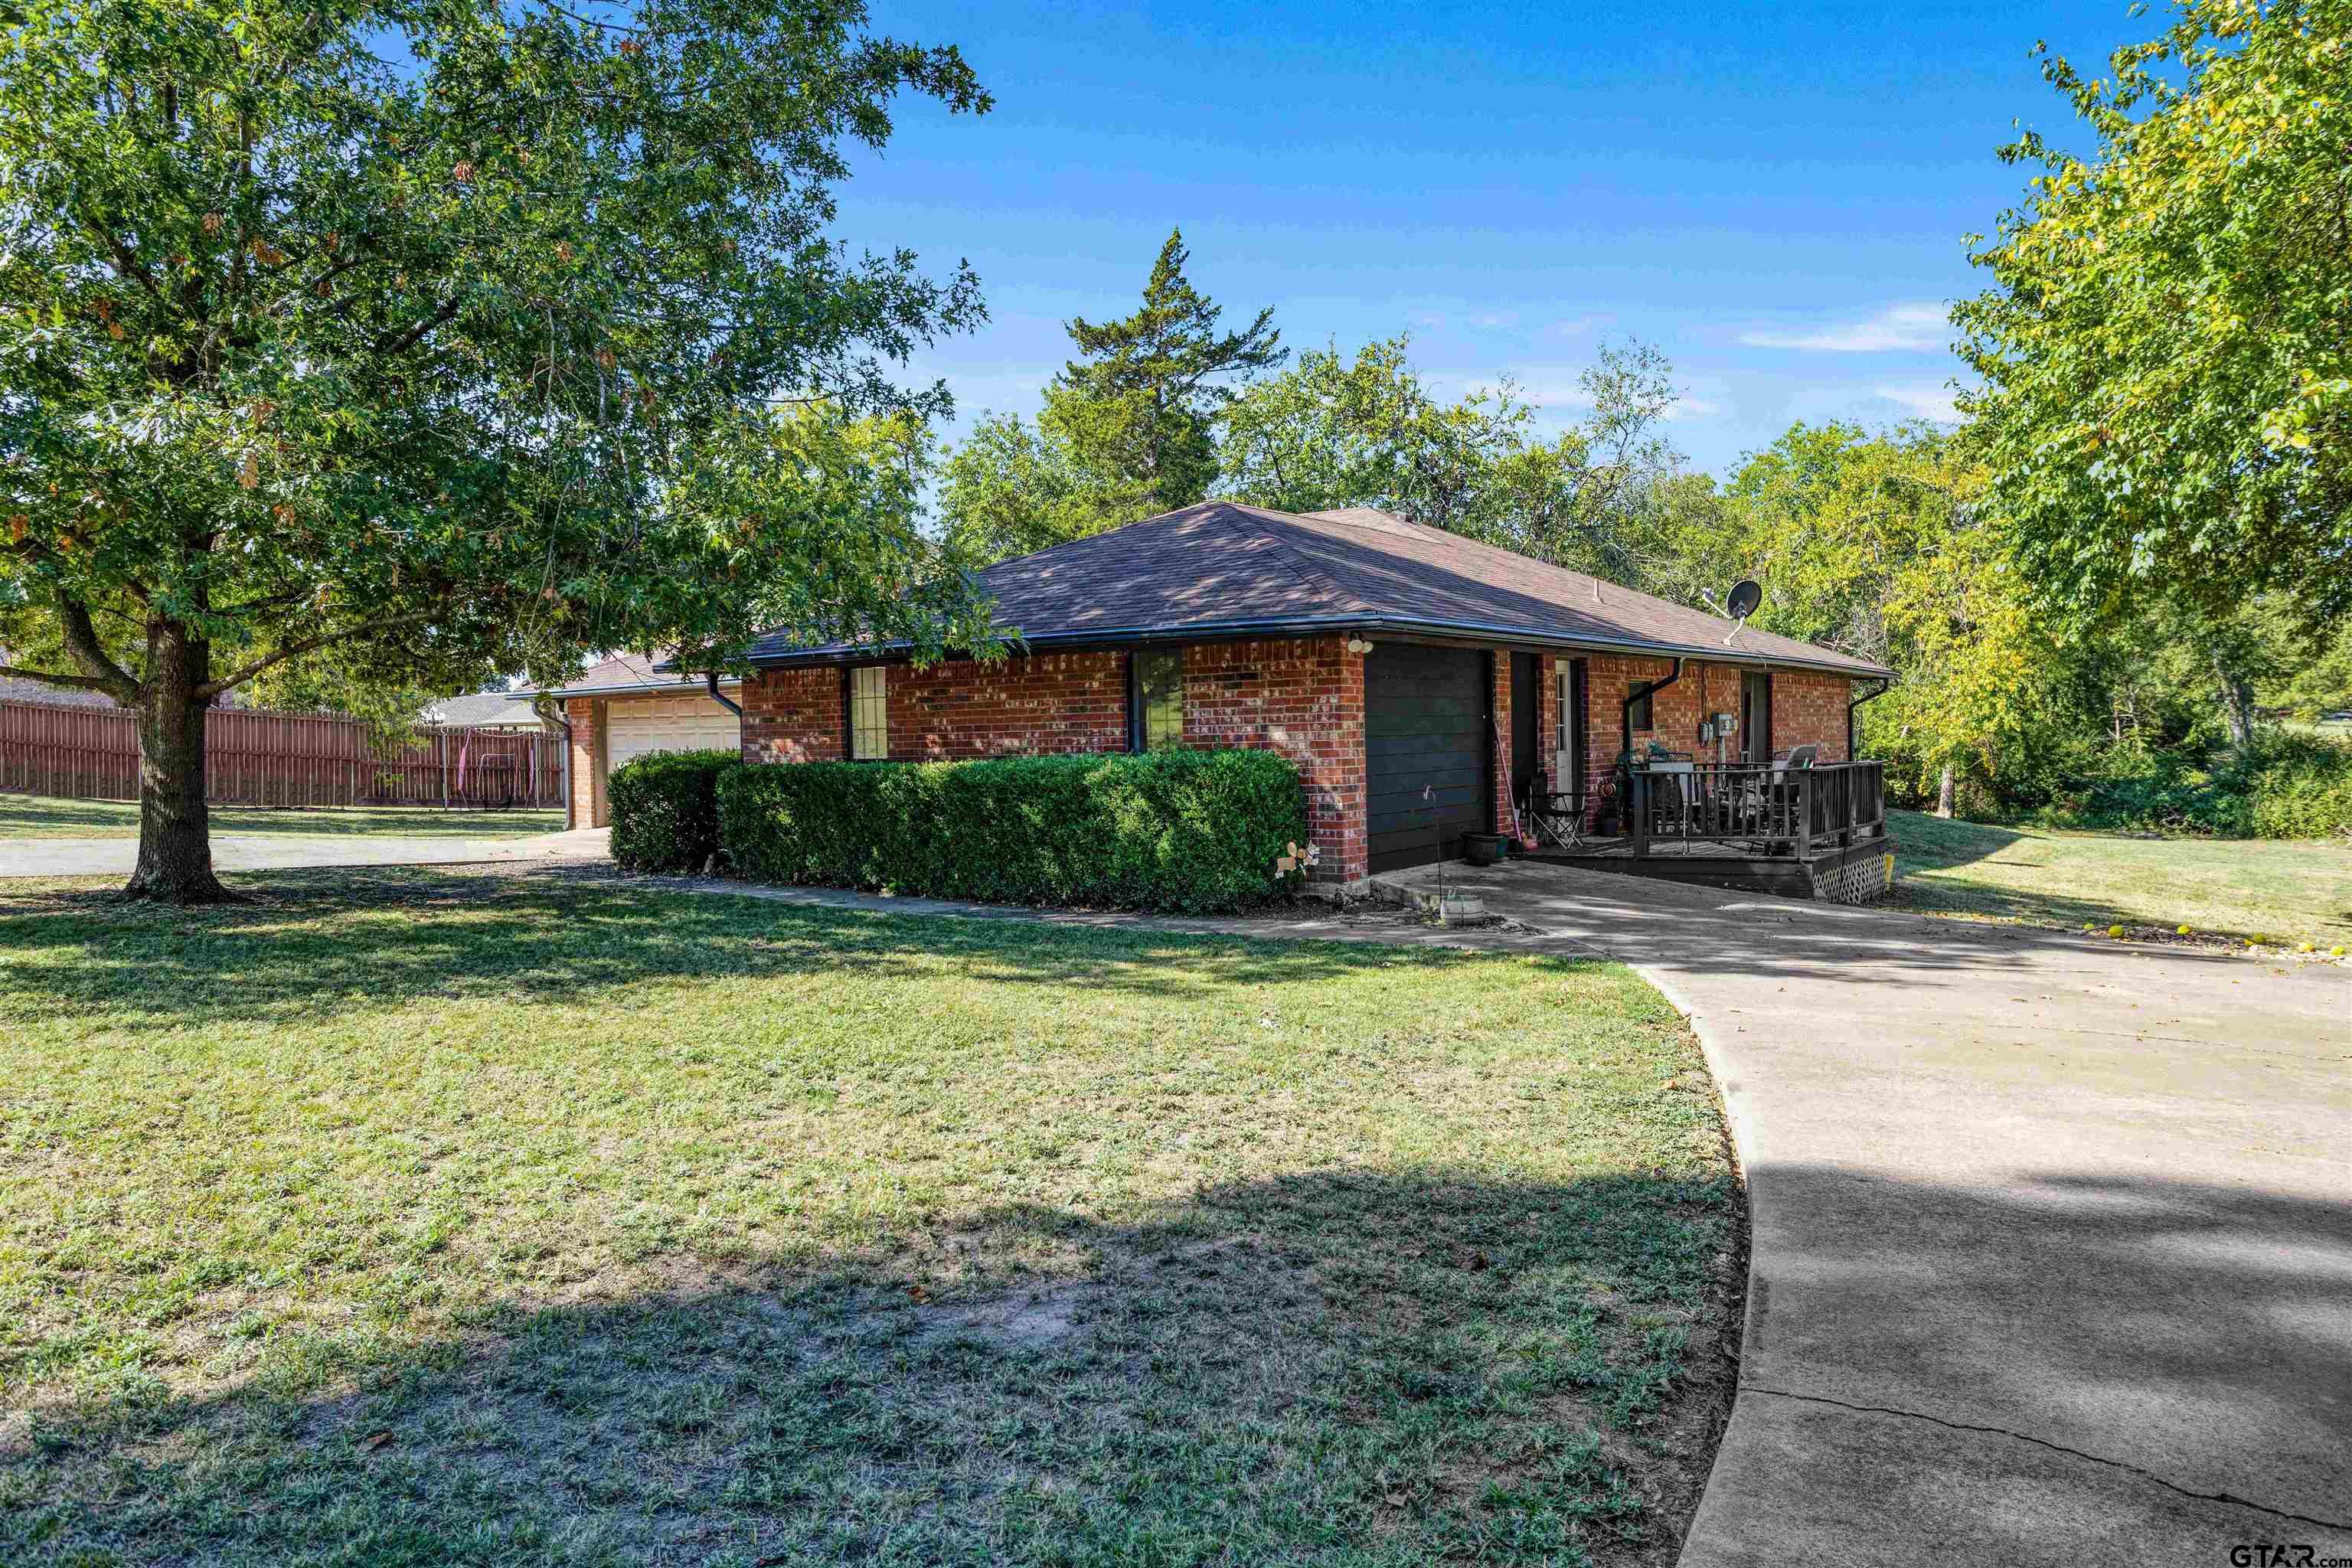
[714, 749, 1310, 912]
[607, 748, 739, 874]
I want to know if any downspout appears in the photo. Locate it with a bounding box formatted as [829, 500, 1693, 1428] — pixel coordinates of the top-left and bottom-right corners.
[704, 671, 743, 717]
[1847, 678, 1890, 760]
[1621, 658, 1684, 754]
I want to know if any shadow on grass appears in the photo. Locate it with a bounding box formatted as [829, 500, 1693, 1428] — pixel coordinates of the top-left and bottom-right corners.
[3, 1165, 1744, 1568]
[0, 867, 1472, 1032]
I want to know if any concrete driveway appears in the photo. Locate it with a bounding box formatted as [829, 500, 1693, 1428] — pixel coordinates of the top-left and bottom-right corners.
[1378, 859, 2351, 1566]
[0, 827, 612, 878]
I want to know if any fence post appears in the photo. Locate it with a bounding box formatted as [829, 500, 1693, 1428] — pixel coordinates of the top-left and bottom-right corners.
[1795, 770, 1813, 860]
[1629, 772, 1649, 859]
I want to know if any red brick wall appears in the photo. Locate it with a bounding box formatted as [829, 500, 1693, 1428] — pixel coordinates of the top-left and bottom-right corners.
[1181, 637, 1366, 889]
[735, 635, 1370, 892]
[1569, 655, 1857, 822]
[564, 697, 602, 829]
[741, 667, 844, 765]
[1770, 670, 1854, 763]
[889, 652, 1129, 758]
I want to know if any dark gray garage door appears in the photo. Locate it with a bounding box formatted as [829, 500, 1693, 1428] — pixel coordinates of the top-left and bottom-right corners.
[1365, 644, 1489, 874]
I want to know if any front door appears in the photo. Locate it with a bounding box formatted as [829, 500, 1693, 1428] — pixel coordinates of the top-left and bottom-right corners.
[1510, 652, 1538, 821]
[1741, 671, 1773, 763]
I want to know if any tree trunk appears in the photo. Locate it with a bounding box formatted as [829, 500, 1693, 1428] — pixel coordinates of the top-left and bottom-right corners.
[1935, 763, 1956, 818]
[122, 619, 234, 904]
[2213, 650, 2257, 753]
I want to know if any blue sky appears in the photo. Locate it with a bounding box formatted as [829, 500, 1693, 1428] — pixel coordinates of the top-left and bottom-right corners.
[829, 0, 2147, 479]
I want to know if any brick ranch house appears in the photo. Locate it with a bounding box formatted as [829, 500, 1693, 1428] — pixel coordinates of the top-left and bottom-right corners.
[535, 502, 1892, 897]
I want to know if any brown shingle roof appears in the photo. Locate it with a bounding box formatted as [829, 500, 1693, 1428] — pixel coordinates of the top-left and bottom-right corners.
[741, 501, 1892, 678]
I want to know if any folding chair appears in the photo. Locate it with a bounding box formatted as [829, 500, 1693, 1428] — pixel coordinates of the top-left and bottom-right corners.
[1524, 783, 1590, 851]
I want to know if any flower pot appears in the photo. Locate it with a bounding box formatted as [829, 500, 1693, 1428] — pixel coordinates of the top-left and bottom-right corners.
[1462, 831, 1508, 867]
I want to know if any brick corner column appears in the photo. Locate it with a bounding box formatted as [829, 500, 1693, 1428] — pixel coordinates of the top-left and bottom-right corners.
[564, 696, 603, 829]
[1318, 638, 1369, 895]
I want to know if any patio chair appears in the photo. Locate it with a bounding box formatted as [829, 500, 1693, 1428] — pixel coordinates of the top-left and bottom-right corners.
[1732, 744, 1818, 850]
[1524, 782, 1591, 851]
[1643, 758, 1699, 848]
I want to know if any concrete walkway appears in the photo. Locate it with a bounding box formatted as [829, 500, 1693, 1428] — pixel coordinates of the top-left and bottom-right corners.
[0, 826, 612, 878]
[660, 860, 2351, 1565]
[1376, 859, 2351, 1567]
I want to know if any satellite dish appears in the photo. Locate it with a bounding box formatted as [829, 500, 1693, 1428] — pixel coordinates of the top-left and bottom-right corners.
[1726, 580, 1763, 621]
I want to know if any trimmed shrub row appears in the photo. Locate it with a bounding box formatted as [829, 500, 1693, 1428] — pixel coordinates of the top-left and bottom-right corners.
[606, 748, 738, 874]
[716, 749, 1309, 912]
[609, 746, 1312, 910]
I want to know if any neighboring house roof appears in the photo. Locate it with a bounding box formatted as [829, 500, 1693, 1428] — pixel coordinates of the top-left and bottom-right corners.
[513, 652, 744, 704]
[422, 690, 541, 728]
[0, 675, 119, 708]
[734, 501, 1895, 679]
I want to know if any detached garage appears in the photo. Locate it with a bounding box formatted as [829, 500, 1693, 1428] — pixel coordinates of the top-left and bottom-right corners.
[528, 653, 742, 828]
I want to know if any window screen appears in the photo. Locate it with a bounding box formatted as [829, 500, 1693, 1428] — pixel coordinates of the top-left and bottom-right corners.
[849, 665, 887, 760]
[1134, 648, 1184, 751]
[1557, 666, 1573, 753]
[1627, 684, 1653, 732]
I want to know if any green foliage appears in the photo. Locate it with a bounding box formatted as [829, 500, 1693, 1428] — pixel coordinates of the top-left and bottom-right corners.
[0, 0, 995, 724]
[941, 230, 1282, 559]
[1955, 0, 2352, 626]
[2028, 732, 2352, 840]
[606, 748, 739, 874]
[1217, 335, 1700, 589]
[714, 748, 1308, 911]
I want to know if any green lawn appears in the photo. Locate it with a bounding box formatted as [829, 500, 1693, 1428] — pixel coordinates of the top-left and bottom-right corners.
[0, 868, 1736, 1567]
[0, 792, 563, 840]
[1888, 808, 2352, 948]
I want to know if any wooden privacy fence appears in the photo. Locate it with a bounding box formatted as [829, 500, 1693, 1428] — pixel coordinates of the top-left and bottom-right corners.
[0, 699, 564, 808]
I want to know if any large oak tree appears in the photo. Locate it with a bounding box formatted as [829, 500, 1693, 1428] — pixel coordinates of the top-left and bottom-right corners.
[0, 0, 996, 900]
[1955, 0, 2351, 634]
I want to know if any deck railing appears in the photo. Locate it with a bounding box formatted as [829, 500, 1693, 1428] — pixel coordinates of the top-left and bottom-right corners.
[1623, 760, 1886, 859]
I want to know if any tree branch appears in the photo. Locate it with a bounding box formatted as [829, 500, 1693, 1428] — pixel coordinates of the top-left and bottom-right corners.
[374, 295, 466, 358]
[0, 663, 123, 695]
[196, 610, 434, 699]
[54, 591, 142, 702]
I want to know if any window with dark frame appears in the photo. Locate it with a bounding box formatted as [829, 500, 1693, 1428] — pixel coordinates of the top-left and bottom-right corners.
[1627, 682, 1653, 731]
[1131, 647, 1184, 751]
[848, 665, 887, 760]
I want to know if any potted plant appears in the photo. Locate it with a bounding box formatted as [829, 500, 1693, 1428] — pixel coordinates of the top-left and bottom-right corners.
[1462, 830, 1509, 867]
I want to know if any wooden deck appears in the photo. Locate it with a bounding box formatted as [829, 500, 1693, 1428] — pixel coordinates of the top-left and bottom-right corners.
[1521, 830, 1896, 902]
[1511, 759, 1898, 902]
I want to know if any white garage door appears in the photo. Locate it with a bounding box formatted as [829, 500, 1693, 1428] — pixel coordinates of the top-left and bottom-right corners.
[606, 694, 741, 772]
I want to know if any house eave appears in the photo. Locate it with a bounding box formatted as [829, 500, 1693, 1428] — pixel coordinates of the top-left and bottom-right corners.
[714, 616, 1893, 682]
[509, 677, 743, 702]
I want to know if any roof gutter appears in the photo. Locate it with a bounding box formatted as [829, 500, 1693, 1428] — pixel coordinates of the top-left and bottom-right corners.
[1847, 677, 1892, 760]
[704, 671, 742, 717]
[508, 677, 744, 702]
[1622, 657, 1684, 755]
[718, 614, 1893, 683]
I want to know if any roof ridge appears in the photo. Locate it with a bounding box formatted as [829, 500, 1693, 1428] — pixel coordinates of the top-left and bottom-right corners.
[1210, 501, 1375, 618]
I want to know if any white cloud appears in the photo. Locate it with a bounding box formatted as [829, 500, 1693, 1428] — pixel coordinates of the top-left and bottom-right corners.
[1873, 382, 1962, 423]
[1664, 396, 1723, 422]
[1740, 302, 1949, 354]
